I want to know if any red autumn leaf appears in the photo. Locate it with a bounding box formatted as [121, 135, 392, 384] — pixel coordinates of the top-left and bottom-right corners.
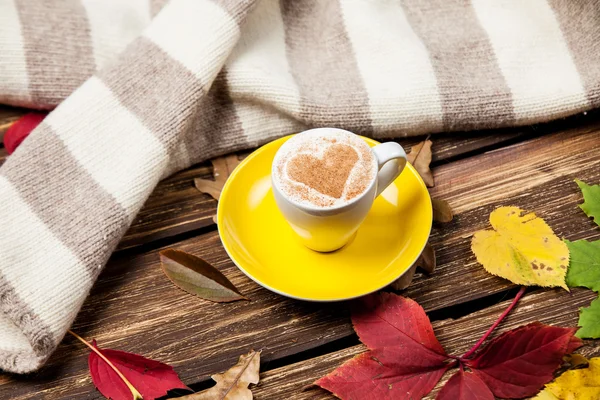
[89, 340, 189, 400]
[353, 292, 446, 355]
[316, 347, 449, 400]
[3, 112, 47, 154]
[316, 293, 450, 399]
[317, 291, 582, 400]
[465, 322, 582, 398]
[436, 368, 494, 400]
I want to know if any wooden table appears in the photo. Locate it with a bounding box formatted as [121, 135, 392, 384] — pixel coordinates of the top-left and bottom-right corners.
[0, 106, 599, 399]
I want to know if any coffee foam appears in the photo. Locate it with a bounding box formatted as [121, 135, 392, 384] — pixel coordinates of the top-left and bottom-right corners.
[273, 130, 376, 208]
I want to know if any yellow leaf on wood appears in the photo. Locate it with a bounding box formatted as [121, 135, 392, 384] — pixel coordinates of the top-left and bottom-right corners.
[534, 357, 600, 400]
[194, 155, 241, 200]
[471, 206, 569, 289]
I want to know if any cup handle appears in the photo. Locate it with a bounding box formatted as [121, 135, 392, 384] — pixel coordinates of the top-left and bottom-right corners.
[372, 142, 407, 197]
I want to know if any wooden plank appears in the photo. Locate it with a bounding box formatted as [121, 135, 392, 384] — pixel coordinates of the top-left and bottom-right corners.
[0, 125, 598, 398]
[255, 288, 600, 400]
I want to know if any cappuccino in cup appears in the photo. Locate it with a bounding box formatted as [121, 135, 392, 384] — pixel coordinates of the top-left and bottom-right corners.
[272, 128, 407, 252]
[272, 130, 377, 209]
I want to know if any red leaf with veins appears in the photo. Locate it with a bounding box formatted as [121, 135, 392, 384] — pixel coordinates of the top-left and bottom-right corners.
[89, 340, 188, 400]
[436, 369, 494, 400]
[466, 322, 582, 398]
[316, 347, 449, 400]
[353, 292, 446, 355]
[317, 292, 581, 400]
[316, 293, 450, 399]
[3, 112, 46, 154]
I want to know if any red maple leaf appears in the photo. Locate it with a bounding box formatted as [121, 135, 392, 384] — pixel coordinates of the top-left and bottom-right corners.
[316, 291, 581, 400]
[353, 292, 446, 355]
[464, 322, 582, 398]
[436, 368, 494, 400]
[89, 340, 189, 400]
[316, 293, 451, 399]
[3, 112, 47, 154]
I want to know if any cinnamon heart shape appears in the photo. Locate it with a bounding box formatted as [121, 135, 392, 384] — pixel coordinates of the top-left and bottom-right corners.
[286, 143, 359, 199]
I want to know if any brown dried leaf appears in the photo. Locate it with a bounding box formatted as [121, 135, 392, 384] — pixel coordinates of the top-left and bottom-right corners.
[417, 243, 436, 274]
[432, 198, 453, 223]
[180, 350, 261, 400]
[194, 155, 241, 200]
[389, 243, 436, 290]
[563, 353, 589, 370]
[407, 140, 434, 187]
[389, 263, 417, 291]
[160, 249, 248, 303]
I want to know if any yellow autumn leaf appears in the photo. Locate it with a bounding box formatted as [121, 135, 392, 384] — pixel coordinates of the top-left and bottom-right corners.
[534, 357, 600, 400]
[471, 206, 569, 289]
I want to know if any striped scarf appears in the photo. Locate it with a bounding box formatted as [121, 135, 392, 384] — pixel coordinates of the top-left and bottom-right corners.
[0, 0, 598, 373]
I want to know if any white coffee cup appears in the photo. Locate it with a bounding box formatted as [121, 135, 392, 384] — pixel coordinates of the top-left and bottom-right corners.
[271, 128, 407, 252]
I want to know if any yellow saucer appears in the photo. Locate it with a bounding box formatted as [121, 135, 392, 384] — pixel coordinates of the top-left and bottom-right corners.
[217, 136, 432, 302]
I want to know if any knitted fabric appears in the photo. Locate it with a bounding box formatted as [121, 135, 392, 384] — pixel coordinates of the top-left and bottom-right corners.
[0, 0, 599, 373]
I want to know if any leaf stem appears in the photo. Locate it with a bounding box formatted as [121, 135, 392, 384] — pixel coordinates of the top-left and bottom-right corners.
[460, 286, 527, 360]
[68, 330, 143, 400]
[0, 121, 16, 131]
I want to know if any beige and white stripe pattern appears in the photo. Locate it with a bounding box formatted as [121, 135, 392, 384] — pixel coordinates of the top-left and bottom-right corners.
[0, 0, 599, 373]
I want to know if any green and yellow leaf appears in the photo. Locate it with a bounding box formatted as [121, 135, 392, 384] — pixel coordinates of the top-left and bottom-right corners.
[471, 206, 569, 289]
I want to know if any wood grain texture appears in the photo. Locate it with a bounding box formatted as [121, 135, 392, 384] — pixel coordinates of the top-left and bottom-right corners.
[255, 288, 600, 399]
[0, 122, 598, 398]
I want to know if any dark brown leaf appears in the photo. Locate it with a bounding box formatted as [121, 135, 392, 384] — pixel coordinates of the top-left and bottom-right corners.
[389, 263, 417, 291]
[407, 140, 434, 187]
[194, 155, 241, 200]
[160, 249, 248, 303]
[389, 243, 435, 290]
[432, 198, 453, 223]
[417, 243, 436, 274]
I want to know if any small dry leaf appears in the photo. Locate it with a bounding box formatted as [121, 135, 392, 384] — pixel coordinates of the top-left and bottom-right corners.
[160, 249, 248, 303]
[389, 264, 417, 291]
[390, 243, 435, 290]
[212, 215, 218, 225]
[418, 243, 436, 274]
[563, 353, 589, 369]
[180, 350, 261, 400]
[194, 155, 241, 200]
[432, 198, 453, 223]
[407, 140, 434, 187]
